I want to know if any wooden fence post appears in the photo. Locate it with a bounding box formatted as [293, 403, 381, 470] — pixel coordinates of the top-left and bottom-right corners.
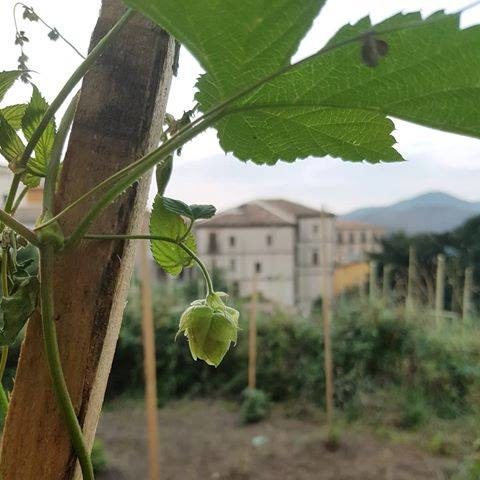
[435, 254, 446, 325]
[369, 260, 378, 303]
[0, 3, 175, 478]
[382, 264, 392, 303]
[463, 266, 474, 322]
[321, 211, 334, 429]
[139, 238, 161, 480]
[247, 272, 258, 390]
[406, 246, 417, 314]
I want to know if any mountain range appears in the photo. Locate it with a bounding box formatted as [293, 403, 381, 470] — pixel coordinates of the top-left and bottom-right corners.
[341, 192, 480, 234]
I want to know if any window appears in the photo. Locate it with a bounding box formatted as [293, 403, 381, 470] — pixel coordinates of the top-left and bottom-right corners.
[255, 262, 262, 273]
[337, 232, 343, 244]
[208, 232, 218, 253]
[266, 234, 273, 246]
[232, 281, 240, 297]
[349, 232, 355, 244]
[360, 232, 367, 243]
[313, 224, 319, 234]
[229, 236, 236, 247]
[312, 250, 319, 266]
[230, 258, 236, 271]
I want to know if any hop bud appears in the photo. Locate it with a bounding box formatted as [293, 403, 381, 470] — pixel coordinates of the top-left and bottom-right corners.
[177, 292, 239, 367]
[48, 28, 60, 41]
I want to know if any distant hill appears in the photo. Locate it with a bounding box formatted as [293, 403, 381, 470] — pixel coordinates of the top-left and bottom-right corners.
[341, 192, 480, 234]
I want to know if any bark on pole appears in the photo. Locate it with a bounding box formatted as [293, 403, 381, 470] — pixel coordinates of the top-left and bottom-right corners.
[1, 2, 175, 478]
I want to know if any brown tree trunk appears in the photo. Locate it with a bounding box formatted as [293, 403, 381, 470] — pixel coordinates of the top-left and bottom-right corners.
[0, 2, 175, 478]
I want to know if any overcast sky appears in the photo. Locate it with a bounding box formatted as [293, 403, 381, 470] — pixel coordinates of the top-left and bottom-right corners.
[1, 0, 479, 214]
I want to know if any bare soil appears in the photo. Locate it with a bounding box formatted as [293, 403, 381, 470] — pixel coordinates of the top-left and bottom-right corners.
[97, 399, 456, 480]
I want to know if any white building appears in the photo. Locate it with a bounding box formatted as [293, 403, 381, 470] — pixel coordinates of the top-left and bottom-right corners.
[196, 199, 336, 314]
[195, 199, 384, 314]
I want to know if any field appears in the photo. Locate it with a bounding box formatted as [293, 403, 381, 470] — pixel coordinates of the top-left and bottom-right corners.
[97, 399, 455, 480]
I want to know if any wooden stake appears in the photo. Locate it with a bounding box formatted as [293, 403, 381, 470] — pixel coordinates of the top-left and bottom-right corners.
[406, 246, 417, 314]
[247, 272, 258, 390]
[321, 211, 334, 428]
[463, 266, 474, 322]
[369, 261, 378, 303]
[382, 264, 392, 303]
[139, 239, 161, 480]
[435, 254, 446, 325]
[0, 3, 175, 478]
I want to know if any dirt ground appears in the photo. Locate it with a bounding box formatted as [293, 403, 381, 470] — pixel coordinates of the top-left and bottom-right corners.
[97, 399, 456, 480]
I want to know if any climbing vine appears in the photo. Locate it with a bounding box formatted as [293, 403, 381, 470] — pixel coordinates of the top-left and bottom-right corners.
[1, 1, 480, 478]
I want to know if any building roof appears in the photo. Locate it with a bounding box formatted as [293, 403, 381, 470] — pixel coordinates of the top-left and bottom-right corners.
[197, 199, 334, 229]
[336, 219, 385, 232]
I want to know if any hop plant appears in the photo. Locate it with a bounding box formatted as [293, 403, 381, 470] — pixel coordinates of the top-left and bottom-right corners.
[177, 292, 239, 367]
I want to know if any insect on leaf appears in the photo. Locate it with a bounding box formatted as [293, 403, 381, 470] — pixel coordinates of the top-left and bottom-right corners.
[150, 195, 196, 276]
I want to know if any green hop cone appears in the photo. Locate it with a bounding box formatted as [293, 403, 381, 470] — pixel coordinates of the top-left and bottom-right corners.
[177, 292, 239, 367]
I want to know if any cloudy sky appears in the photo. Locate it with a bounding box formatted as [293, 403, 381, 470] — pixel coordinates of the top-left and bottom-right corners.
[1, 0, 479, 214]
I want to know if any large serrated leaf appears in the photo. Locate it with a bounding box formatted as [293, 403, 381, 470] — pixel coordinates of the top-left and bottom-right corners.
[22, 85, 56, 178]
[0, 71, 22, 103]
[122, 3, 480, 164]
[150, 195, 196, 276]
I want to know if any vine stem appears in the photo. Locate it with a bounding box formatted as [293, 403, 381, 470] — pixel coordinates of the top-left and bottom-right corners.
[0, 249, 9, 418]
[84, 233, 214, 296]
[0, 209, 38, 246]
[39, 245, 94, 480]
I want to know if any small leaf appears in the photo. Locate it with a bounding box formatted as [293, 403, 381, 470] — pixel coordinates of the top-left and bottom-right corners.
[0, 112, 25, 164]
[0, 104, 28, 130]
[150, 195, 196, 276]
[190, 204, 216, 220]
[0, 244, 39, 346]
[0, 71, 22, 103]
[161, 197, 192, 218]
[0, 278, 39, 346]
[22, 85, 56, 179]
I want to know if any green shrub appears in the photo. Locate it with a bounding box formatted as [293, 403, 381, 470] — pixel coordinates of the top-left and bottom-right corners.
[106, 283, 480, 427]
[240, 388, 270, 424]
[91, 439, 108, 474]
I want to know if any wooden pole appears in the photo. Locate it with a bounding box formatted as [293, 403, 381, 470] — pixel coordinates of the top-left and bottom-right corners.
[463, 266, 474, 322]
[321, 211, 334, 428]
[139, 238, 161, 480]
[382, 264, 392, 303]
[247, 272, 258, 390]
[1, 3, 175, 478]
[406, 246, 417, 314]
[435, 254, 446, 325]
[369, 260, 378, 303]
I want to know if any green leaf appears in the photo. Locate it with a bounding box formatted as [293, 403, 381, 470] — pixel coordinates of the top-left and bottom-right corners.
[0, 71, 22, 103]
[124, 0, 326, 101]
[122, 4, 480, 164]
[190, 204, 216, 220]
[161, 197, 217, 221]
[0, 112, 25, 164]
[162, 197, 192, 218]
[22, 85, 56, 178]
[212, 11, 480, 164]
[0, 104, 27, 130]
[150, 195, 196, 276]
[0, 244, 39, 347]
